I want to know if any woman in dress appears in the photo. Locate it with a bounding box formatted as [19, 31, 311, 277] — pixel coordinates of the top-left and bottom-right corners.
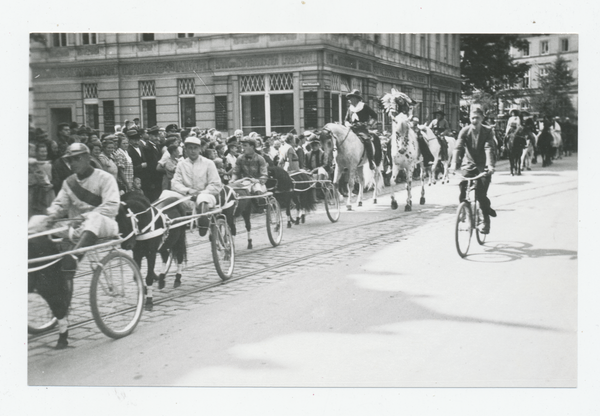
[113, 133, 134, 193]
[88, 140, 103, 169]
[98, 137, 119, 182]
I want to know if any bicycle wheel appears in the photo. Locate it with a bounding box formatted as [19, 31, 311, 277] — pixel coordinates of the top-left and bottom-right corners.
[475, 202, 487, 245]
[90, 251, 144, 339]
[323, 183, 341, 223]
[28, 291, 57, 334]
[455, 202, 473, 258]
[210, 217, 235, 281]
[265, 196, 283, 247]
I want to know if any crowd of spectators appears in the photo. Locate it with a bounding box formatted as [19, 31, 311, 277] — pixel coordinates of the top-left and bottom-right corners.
[28, 121, 330, 218]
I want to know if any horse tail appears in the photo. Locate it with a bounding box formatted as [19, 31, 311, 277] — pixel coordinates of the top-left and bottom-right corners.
[337, 167, 349, 196]
[372, 134, 383, 167]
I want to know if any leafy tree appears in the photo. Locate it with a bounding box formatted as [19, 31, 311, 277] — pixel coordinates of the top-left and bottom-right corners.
[461, 35, 531, 95]
[531, 55, 576, 118]
[30, 33, 47, 46]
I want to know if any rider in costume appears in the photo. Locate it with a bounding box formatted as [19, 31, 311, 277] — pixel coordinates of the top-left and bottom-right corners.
[411, 116, 435, 165]
[428, 109, 450, 160]
[231, 136, 269, 195]
[344, 89, 378, 170]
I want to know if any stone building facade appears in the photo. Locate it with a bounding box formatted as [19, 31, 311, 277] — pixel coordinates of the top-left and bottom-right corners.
[30, 33, 461, 141]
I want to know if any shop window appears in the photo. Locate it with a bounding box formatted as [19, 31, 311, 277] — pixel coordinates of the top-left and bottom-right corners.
[103, 100, 115, 133]
[142, 100, 157, 128]
[141, 33, 155, 42]
[82, 33, 97, 45]
[215, 96, 228, 131]
[304, 92, 318, 130]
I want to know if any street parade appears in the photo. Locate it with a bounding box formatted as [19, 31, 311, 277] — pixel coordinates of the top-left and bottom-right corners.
[23, 33, 580, 398]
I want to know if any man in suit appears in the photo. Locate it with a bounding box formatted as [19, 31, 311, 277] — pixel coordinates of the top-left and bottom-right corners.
[126, 129, 148, 191]
[143, 126, 164, 201]
[451, 107, 497, 234]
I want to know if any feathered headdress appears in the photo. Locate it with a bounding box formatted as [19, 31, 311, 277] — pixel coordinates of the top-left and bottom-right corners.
[381, 89, 417, 117]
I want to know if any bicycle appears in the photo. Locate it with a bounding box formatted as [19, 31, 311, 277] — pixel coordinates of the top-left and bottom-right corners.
[454, 171, 490, 258]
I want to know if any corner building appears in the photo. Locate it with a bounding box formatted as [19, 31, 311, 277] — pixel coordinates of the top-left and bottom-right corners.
[30, 33, 461, 140]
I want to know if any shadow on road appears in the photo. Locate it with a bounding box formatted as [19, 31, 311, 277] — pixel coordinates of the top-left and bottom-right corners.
[464, 240, 577, 263]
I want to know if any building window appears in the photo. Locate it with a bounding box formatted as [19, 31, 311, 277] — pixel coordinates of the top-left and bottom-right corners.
[331, 93, 340, 123]
[522, 41, 530, 57]
[240, 73, 294, 136]
[540, 40, 549, 55]
[82, 33, 97, 45]
[52, 33, 70, 47]
[410, 34, 416, 54]
[178, 79, 196, 128]
[178, 33, 194, 38]
[82, 83, 98, 129]
[304, 92, 318, 130]
[374, 34, 381, 44]
[215, 96, 228, 131]
[444, 34, 449, 62]
[560, 38, 569, 52]
[522, 70, 530, 89]
[141, 33, 155, 42]
[420, 35, 426, 57]
[324, 92, 332, 124]
[139, 81, 156, 128]
[103, 100, 115, 133]
[435, 34, 441, 61]
[538, 66, 549, 78]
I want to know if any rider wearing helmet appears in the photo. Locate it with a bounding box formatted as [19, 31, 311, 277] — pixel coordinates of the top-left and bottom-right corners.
[344, 89, 379, 170]
[231, 136, 269, 195]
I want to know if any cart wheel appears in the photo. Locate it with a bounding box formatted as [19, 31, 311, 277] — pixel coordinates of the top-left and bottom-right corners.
[455, 202, 473, 258]
[324, 183, 341, 223]
[210, 217, 235, 281]
[266, 197, 283, 246]
[475, 204, 487, 245]
[90, 251, 144, 339]
[28, 291, 57, 334]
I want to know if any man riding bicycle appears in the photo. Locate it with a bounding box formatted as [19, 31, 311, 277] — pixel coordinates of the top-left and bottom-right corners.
[451, 107, 497, 234]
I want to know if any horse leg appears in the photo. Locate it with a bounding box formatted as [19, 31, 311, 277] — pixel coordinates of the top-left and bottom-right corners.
[390, 164, 399, 210]
[357, 172, 364, 207]
[419, 163, 426, 205]
[243, 209, 252, 249]
[405, 168, 413, 212]
[134, 251, 154, 311]
[285, 197, 293, 228]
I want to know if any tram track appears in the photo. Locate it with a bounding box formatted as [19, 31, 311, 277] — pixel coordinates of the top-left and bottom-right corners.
[28, 174, 577, 343]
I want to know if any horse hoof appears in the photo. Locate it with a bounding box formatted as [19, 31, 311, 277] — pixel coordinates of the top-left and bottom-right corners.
[420, 197, 425, 205]
[158, 274, 166, 290]
[346, 205, 353, 211]
[145, 298, 154, 311]
[173, 277, 181, 289]
[295, 218, 300, 225]
[405, 205, 412, 212]
[358, 201, 362, 207]
[373, 199, 377, 204]
[55, 332, 69, 350]
[391, 201, 398, 210]
[287, 221, 292, 228]
[247, 240, 253, 249]
[301, 214, 305, 224]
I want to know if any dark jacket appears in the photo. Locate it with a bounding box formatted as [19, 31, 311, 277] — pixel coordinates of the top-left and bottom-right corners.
[51, 158, 72, 195]
[453, 124, 497, 172]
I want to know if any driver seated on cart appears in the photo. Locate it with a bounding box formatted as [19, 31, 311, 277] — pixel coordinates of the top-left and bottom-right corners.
[166, 136, 223, 237]
[230, 136, 269, 195]
[29, 143, 121, 278]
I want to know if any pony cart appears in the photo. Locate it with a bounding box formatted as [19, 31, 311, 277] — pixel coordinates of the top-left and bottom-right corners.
[287, 171, 340, 223]
[28, 220, 145, 339]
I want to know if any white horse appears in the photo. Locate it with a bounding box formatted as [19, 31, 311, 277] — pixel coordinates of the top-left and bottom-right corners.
[319, 123, 384, 210]
[389, 113, 426, 211]
[418, 125, 456, 185]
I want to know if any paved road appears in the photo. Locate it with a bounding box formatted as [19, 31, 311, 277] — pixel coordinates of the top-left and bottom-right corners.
[28, 156, 578, 388]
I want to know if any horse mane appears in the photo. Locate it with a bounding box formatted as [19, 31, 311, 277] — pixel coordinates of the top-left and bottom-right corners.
[121, 191, 151, 210]
[268, 166, 294, 192]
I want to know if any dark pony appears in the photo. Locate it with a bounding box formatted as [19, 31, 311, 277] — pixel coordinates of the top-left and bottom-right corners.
[116, 192, 187, 311]
[220, 185, 254, 249]
[28, 236, 72, 348]
[269, 166, 317, 227]
[507, 128, 527, 176]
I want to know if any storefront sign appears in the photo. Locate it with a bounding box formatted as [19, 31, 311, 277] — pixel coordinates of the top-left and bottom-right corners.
[302, 82, 320, 87]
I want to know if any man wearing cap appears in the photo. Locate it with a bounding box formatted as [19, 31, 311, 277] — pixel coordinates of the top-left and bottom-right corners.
[305, 135, 328, 179]
[170, 136, 223, 236]
[451, 107, 497, 234]
[428, 109, 450, 161]
[344, 89, 379, 170]
[231, 136, 268, 194]
[126, 128, 148, 185]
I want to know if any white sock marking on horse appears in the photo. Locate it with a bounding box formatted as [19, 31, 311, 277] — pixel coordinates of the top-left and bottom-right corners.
[58, 317, 69, 334]
[161, 262, 167, 274]
[147, 286, 153, 299]
[176, 263, 183, 274]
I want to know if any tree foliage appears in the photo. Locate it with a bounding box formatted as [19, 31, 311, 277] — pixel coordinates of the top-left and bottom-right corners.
[460, 35, 531, 95]
[531, 55, 576, 118]
[29, 33, 47, 46]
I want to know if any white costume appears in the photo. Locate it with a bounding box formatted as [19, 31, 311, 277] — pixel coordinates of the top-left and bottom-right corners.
[164, 155, 223, 211]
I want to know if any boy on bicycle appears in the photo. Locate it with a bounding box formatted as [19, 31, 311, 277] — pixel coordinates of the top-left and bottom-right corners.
[450, 107, 497, 234]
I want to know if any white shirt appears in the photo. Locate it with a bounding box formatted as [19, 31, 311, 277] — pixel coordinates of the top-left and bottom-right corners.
[171, 156, 223, 197]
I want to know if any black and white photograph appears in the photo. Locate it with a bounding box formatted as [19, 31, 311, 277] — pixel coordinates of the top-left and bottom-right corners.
[3, 2, 598, 414]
